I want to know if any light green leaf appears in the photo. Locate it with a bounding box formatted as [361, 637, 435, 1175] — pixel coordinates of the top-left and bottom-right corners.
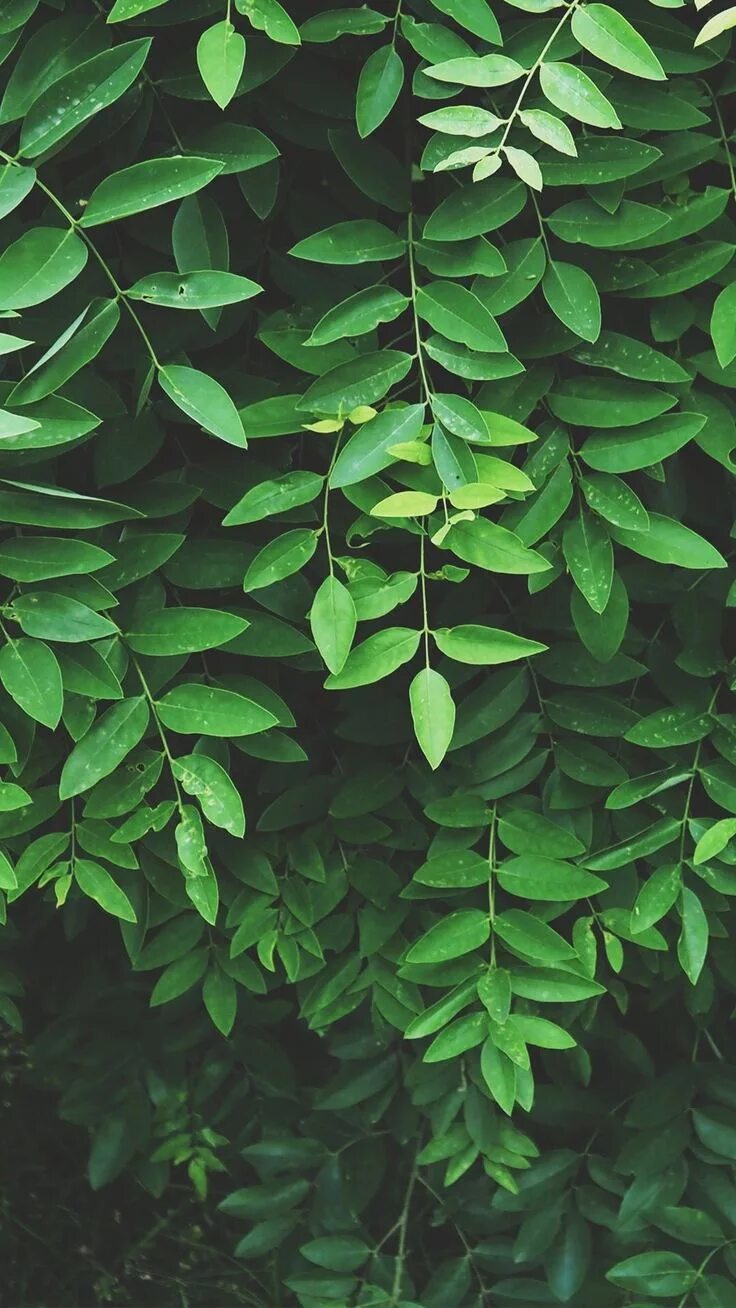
[418, 105, 503, 137]
[310, 575, 357, 675]
[75, 859, 136, 922]
[197, 21, 246, 110]
[562, 512, 613, 613]
[519, 109, 576, 156]
[433, 624, 546, 664]
[694, 818, 736, 865]
[678, 888, 709, 984]
[539, 61, 622, 130]
[711, 282, 736, 369]
[325, 627, 421, 690]
[290, 220, 405, 264]
[410, 668, 455, 770]
[126, 608, 247, 655]
[609, 514, 727, 569]
[425, 55, 524, 87]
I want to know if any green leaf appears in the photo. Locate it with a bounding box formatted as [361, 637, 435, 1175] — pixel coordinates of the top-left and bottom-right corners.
[11, 594, 117, 643]
[418, 105, 503, 137]
[519, 109, 576, 156]
[126, 608, 247, 656]
[75, 859, 136, 922]
[0, 164, 36, 219]
[626, 706, 712, 748]
[59, 698, 149, 799]
[571, 5, 666, 81]
[173, 754, 245, 838]
[542, 261, 601, 343]
[606, 1252, 696, 1296]
[128, 271, 260, 309]
[497, 855, 608, 901]
[202, 965, 237, 1035]
[0, 228, 88, 310]
[331, 405, 425, 485]
[0, 637, 62, 729]
[243, 529, 318, 591]
[159, 366, 246, 447]
[494, 910, 577, 963]
[632, 863, 681, 932]
[446, 519, 551, 574]
[694, 818, 736, 865]
[325, 628, 421, 690]
[356, 45, 404, 138]
[19, 39, 151, 158]
[678, 887, 709, 984]
[298, 351, 413, 415]
[290, 221, 405, 264]
[581, 413, 704, 474]
[424, 178, 526, 242]
[609, 514, 727, 569]
[562, 512, 613, 614]
[433, 625, 546, 665]
[410, 668, 455, 770]
[406, 909, 490, 963]
[157, 685, 277, 737]
[539, 62, 622, 130]
[223, 472, 323, 526]
[310, 576, 357, 675]
[238, 0, 301, 45]
[428, 0, 501, 42]
[306, 286, 408, 346]
[79, 157, 223, 227]
[425, 54, 524, 87]
[416, 282, 506, 352]
[197, 21, 246, 110]
[711, 282, 736, 369]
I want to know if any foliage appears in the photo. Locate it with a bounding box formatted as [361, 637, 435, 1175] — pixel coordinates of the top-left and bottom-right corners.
[1, 0, 736, 1305]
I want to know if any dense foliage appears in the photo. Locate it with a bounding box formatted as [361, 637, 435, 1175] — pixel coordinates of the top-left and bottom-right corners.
[2, 0, 736, 1304]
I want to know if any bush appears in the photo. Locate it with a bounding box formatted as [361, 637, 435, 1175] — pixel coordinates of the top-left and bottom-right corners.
[1, 0, 736, 1304]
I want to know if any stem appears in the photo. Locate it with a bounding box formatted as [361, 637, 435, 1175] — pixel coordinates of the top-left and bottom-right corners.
[390, 1154, 419, 1304]
[702, 82, 736, 202]
[488, 805, 497, 967]
[128, 650, 186, 816]
[0, 149, 162, 370]
[491, 0, 582, 161]
[321, 429, 343, 577]
[678, 682, 720, 864]
[419, 531, 430, 668]
[407, 210, 433, 407]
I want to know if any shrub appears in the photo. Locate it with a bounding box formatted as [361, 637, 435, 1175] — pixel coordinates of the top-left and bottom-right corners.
[1, 0, 736, 1304]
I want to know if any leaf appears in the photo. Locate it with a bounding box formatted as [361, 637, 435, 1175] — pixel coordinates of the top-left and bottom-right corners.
[75, 859, 136, 922]
[356, 45, 404, 138]
[446, 519, 551, 575]
[11, 594, 117, 643]
[424, 178, 526, 241]
[243, 529, 318, 591]
[626, 707, 712, 748]
[310, 575, 357, 675]
[325, 628, 421, 690]
[632, 864, 681, 932]
[609, 514, 727, 569]
[290, 221, 404, 264]
[157, 685, 277, 737]
[693, 818, 736, 865]
[497, 856, 608, 901]
[306, 286, 408, 346]
[371, 491, 438, 517]
[416, 282, 506, 352]
[494, 910, 577, 963]
[238, 0, 301, 45]
[0, 228, 88, 310]
[410, 668, 455, 770]
[331, 404, 425, 485]
[159, 366, 246, 447]
[224, 472, 323, 526]
[0, 637, 62, 729]
[571, 5, 665, 81]
[542, 262, 601, 343]
[504, 147, 543, 191]
[425, 55, 524, 87]
[0, 164, 36, 219]
[298, 351, 413, 415]
[678, 887, 709, 984]
[433, 625, 546, 665]
[695, 5, 736, 45]
[126, 608, 247, 655]
[197, 21, 246, 110]
[562, 512, 613, 613]
[519, 109, 576, 157]
[418, 105, 503, 137]
[10, 299, 120, 406]
[59, 698, 149, 799]
[711, 282, 736, 369]
[539, 62, 622, 130]
[406, 909, 490, 963]
[79, 157, 223, 227]
[128, 271, 260, 309]
[19, 39, 151, 157]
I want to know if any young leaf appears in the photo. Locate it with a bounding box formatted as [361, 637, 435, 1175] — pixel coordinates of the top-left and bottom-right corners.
[197, 21, 246, 110]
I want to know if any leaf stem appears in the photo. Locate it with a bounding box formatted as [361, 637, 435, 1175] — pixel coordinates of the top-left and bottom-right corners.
[491, 0, 582, 163]
[419, 530, 430, 668]
[128, 650, 186, 816]
[407, 210, 433, 407]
